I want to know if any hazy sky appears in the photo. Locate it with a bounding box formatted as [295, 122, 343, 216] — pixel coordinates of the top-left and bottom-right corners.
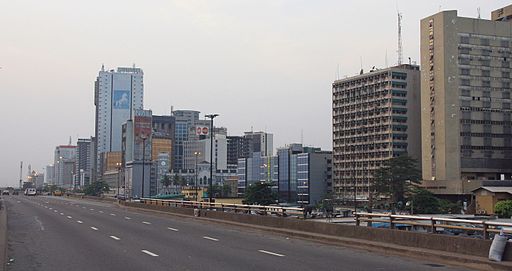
[0, 0, 508, 186]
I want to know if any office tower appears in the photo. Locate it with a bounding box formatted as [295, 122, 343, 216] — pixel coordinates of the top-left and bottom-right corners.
[76, 138, 92, 187]
[94, 65, 143, 178]
[54, 145, 77, 188]
[237, 152, 278, 197]
[277, 144, 332, 205]
[227, 136, 252, 165]
[420, 10, 512, 195]
[332, 64, 421, 201]
[243, 131, 273, 156]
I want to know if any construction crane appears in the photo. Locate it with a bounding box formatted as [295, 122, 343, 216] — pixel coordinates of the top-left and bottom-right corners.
[397, 11, 403, 65]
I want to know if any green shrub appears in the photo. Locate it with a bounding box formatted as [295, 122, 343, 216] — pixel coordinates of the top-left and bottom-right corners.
[495, 200, 512, 218]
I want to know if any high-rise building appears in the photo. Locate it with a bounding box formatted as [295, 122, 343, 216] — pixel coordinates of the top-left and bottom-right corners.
[172, 110, 201, 171]
[277, 144, 332, 205]
[45, 164, 54, 185]
[243, 131, 273, 156]
[420, 10, 512, 195]
[53, 145, 77, 188]
[332, 64, 421, 201]
[122, 109, 152, 198]
[94, 66, 143, 178]
[237, 152, 278, 197]
[492, 4, 512, 22]
[227, 136, 252, 165]
[75, 138, 92, 188]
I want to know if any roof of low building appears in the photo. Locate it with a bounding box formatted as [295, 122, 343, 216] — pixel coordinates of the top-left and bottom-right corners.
[472, 186, 512, 194]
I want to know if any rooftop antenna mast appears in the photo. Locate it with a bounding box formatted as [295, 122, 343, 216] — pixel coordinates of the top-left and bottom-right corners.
[477, 7, 481, 19]
[397, 10, 403, 65]
[19, 161, 23, 189]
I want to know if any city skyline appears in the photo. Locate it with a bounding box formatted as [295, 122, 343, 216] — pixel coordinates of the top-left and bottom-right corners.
[0, 1, 507, 186]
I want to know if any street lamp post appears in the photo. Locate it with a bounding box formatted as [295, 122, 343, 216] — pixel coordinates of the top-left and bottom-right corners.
[205, 114, 219, 203]
[116, 162, 122, 198]
[141, 136, 147, 198]
[194, 151, 200, 202]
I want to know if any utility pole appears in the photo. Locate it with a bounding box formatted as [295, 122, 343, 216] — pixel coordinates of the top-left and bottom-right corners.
[19, 161, 23, 189]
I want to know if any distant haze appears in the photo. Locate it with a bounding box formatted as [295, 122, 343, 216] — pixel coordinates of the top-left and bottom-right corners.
[0, 0, 506, 186]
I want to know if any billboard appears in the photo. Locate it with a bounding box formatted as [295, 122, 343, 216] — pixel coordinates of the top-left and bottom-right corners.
[113, 90, 130, 109]
[195, 126, 209, 136]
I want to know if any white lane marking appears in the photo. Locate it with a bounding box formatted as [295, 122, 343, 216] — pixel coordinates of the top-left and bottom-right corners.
[60, 213, 64, 215]
[77, 220, 83, 224]
[16, 201, 20, 203]
[203, 236, 219, 242]
[258, 250, 285, 257]
[34, 216, 45, 231]
[110, 235, 121, 241]
[44, 206, 48, 208]
[82, 207, 86, 209]
[99, 211, 104, 213]
[54, 210, 58, 213]
[142, 221, 151, 225]
[141, 250, 159, 257]
[45, 202, 49, 204]
[49, 207, 53, 210]
[110, 213, 116, 216]
[124, 216, 131, 220]
[90, 226, 98, 231]
[67, 216, 72, 219]
[167, 227, 179, 232]
[90, 209, 94, 211]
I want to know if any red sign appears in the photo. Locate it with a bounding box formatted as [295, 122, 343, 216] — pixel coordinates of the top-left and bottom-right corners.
[196, 126, 209, 135]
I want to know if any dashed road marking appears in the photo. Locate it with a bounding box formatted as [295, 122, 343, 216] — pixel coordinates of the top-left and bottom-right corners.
[60, 213, 64, 215]
[67, 216, 72, 219]
[90, 226, 98, 231]
[203, 236, 219, 242]
[167, 227, 179, 232]
[77, 220, 83, 224]
[124, 217, 131, 220]
[90, 209, 94, 211]
[110, 235, 121, 241]
[141, 250, 158, 257]
[258, 250, 285, 257]
[99, 211, 104, 213]
[142, 221, 151, 225]
[110, 213, 116, 216]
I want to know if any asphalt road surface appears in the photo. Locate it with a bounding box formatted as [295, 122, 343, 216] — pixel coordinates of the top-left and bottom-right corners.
[4, 196, 469, 271]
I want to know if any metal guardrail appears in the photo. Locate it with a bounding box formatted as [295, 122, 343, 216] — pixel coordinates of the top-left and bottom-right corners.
[355, 212, 512, 239]
[139, 198, 305, 217]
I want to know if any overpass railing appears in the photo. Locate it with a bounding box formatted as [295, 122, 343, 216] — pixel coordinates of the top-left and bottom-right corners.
[139, 198, 304, 217]
[355, 212, 512, 239]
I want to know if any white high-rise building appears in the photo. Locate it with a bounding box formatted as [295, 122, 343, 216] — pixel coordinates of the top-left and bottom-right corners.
[94, 66, 144, 177]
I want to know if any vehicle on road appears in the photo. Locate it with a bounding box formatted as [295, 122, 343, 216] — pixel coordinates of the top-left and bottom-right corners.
[25, 188, 36, 196]
[53, 190, 63, 196]
[2, 190, 9, 195]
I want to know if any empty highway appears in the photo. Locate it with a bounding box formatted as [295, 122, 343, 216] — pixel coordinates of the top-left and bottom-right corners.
[4, 196, 467, 271]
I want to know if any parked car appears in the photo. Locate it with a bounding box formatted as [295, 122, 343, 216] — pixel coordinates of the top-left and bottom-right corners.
[2, 190, 9, 195]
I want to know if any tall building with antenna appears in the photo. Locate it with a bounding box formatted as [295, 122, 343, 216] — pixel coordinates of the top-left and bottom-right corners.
[94, 66, 144, 179]
[420, 8, 512, 196]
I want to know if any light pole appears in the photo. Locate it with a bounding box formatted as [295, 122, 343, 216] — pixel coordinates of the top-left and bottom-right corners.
[116, 162, 122, 198]
[141, 135, 147, 198]
[205, 113, 219, 203]
[194, 151, 200, 202]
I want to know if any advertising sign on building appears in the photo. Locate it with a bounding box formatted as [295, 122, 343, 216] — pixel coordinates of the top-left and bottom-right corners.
[196, 126, 209, 136]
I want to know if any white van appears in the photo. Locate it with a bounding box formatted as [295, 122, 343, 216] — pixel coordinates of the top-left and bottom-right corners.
[25, 188, 36, 196]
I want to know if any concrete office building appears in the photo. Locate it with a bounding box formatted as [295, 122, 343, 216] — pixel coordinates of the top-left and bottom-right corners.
[332, 64, 421, 201]
[237, 152, 278, 197]
[227, 136, 252, 165]
[122, 109, 153, 198]
[75, 138, 92, 188]
[94, 66, 143, 178]
[45, 164, 54, 185]
[243, 131, 273, 156]
[152, 114, 175, 168]
[420, 9, 512, 195]
[277, 144, 332, 205]
[172, 110, 205, 171]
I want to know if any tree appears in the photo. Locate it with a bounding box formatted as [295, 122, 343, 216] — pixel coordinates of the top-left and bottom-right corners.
[373, 155, 421, 211]
[244, 182, 277, 205]
[410, 188, 440, 214]
[83, 181, 110, 196]
[495, 200, 512, 218]
[161, 175, 172, 188]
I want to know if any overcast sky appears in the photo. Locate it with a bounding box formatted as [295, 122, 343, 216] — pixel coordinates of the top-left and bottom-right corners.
[0, 0, 508, 186]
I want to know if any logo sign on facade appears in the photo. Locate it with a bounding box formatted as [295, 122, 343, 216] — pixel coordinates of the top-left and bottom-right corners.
[196, 126, 209, 135]
[113, 90, 130, 109]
